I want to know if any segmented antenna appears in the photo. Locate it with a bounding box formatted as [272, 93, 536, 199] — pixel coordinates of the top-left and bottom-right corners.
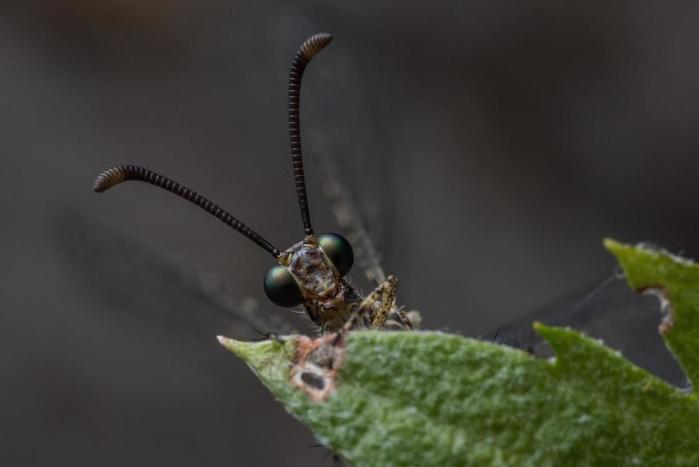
[288, 32, 334, 237]
[93, 164, 281, 257]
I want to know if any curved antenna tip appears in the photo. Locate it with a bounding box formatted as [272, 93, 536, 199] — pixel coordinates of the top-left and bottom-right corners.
[297, 33, 334, 61]
[93, 178, 107, 193]
[93, 168, 123, 193]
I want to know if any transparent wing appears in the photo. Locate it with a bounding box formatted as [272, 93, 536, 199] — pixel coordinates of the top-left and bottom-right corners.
[54, 209, 301, 340]
[495, 273, 687, 387]
[312, 144, 387, 284]
[306, 65, 393, 286]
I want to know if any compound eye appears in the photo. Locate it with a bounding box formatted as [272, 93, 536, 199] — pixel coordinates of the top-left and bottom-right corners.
[264, 265, 304, 307]
[318, 233, 354, 276]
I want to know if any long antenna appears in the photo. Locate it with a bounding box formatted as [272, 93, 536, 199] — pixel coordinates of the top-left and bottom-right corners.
[93, 164, 281, 257]
[288, 32, 333, 237]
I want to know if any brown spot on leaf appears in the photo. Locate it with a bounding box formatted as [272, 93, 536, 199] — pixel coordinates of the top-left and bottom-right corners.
[290, 333, 347, 401]
[640, 286, 675, 336]
[659, 314, 674, 335]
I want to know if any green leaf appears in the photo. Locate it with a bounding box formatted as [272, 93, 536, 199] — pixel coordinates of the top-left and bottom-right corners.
[604, 239, 699, 390]
[219, 240, 699, 466]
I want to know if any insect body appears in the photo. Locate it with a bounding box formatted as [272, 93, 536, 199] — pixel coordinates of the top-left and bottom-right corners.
[93, 33, 419, 334]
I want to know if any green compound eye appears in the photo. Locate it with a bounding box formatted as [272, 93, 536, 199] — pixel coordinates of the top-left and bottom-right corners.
[318, 233, 354, 276]
[264, 264, 304, 308]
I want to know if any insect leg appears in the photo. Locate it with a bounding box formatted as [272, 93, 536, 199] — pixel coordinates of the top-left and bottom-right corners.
[360, 275, 398, 328]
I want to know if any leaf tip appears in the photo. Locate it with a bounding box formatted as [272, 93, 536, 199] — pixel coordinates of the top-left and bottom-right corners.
[216, 335, 229, 346]
[217, 335, 255, 360]
[533, 321, 591, 357]
[532, 320, 551, 335]
[603, 237, 629, 256]
[532, 321, 570, 347]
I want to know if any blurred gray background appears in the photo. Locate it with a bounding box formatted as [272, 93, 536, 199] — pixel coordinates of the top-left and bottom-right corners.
[2, 1, 698, 465]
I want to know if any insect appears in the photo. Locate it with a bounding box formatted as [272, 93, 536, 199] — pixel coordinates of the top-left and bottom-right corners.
[85, 32, 680, 390]
[92, 32, 420, 334]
